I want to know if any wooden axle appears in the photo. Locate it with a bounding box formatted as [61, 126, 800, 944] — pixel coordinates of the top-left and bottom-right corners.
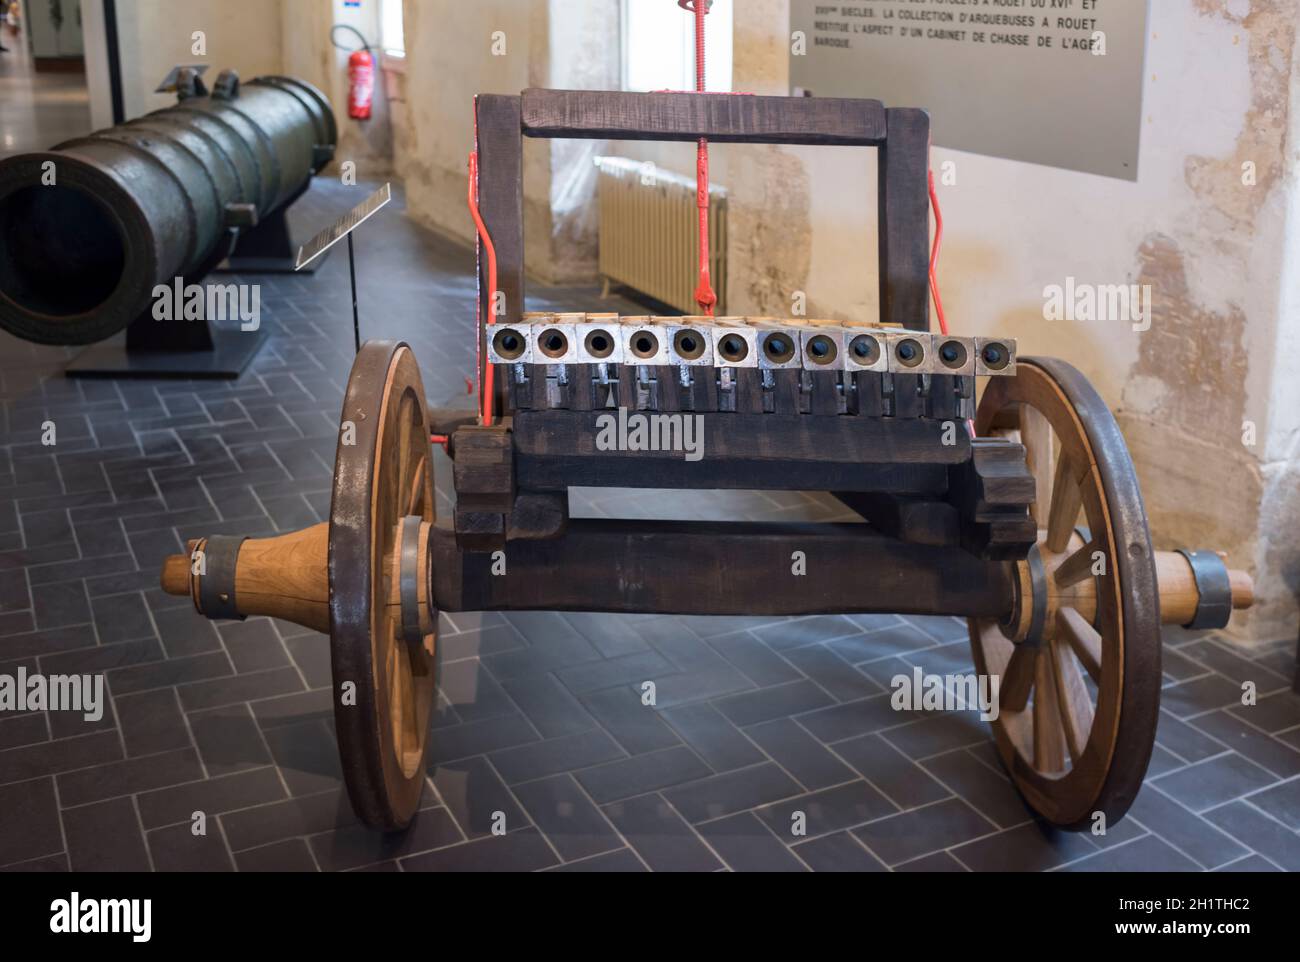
[161, 525, 329, 633]
[1155, 550, 1254, 626]
[159, 519, 438, 649]
[158, 518, 1253, 635]
[997, 532, 1253, 646]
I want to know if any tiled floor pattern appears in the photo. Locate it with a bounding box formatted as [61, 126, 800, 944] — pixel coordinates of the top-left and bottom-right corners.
[1, 177, 1298, 872]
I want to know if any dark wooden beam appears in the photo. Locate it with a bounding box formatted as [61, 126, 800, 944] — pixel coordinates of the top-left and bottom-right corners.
[510, 409, 965, 493]
[835, 492, 960, 547]
[521, 89, 887, 146]
[878, 107, 931, 331]
[474, 94, 524, 418]
[432, 520, 1014, 618]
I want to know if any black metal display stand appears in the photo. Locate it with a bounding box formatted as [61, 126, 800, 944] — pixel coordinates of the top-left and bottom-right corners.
[64, 223, 268, 380]
[214, 183, 330, 275]
[63, 180, 376, 380]
[64, 199, 322, 379]
[64, 311, 268, 380]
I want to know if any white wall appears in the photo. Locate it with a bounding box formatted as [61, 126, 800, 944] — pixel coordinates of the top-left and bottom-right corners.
[113, 0, 284, 120]
[84, 0, 392, 175]
[79, 0, 113, 130]
[391, 0, 618, 281]
[395, 0, 546, 255]
[281, 0, 394, 177]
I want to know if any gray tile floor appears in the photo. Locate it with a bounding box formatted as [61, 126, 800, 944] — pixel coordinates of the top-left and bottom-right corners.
[1, 165, 1298, 870]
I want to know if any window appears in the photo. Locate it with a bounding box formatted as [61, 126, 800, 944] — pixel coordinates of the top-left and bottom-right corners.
[622, 0, 732, 93]
[380, 0, 406, 58]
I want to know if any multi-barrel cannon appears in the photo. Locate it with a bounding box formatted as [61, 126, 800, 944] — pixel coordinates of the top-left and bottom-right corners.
[160, 87, 1252, 834]
[161, 321, 1251, 831]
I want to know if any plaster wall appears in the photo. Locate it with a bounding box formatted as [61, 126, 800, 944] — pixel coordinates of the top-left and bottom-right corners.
[281, 0, 394, 178]
[113, 0, 284, 120]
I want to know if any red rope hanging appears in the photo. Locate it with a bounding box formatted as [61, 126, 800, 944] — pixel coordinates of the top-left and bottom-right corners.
[680, 0, 717, 315]
[927, 167, 974, 437]
[467, 148, 498, 425]
[927, 168, 948, 338]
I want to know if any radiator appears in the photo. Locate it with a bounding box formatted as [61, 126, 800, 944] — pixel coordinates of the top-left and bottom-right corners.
[595, 156, 727, 315]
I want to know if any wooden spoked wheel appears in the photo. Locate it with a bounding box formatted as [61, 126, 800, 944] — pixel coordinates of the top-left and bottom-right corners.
[330, 341, 438, 830]
[970, 357, 1161, 829]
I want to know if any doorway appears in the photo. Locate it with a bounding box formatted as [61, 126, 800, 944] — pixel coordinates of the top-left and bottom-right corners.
[0, 0, 92, 157]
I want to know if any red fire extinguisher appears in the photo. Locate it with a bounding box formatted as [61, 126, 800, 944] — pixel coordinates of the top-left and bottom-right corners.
[332, 24, 376, 121]
[348, 49, 375, 120]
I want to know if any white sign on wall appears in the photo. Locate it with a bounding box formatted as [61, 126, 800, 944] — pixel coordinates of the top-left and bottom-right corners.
[789, 0, 1149, 180]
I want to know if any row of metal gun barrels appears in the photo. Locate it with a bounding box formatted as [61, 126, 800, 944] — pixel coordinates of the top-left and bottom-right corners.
[487, 316, 1017, 377]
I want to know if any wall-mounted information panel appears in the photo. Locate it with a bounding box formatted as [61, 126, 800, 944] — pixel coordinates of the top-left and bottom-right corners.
[789, 0, 1149, 180]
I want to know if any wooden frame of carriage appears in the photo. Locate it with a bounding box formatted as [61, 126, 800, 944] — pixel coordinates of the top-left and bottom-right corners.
[161, 89, 1253, 833]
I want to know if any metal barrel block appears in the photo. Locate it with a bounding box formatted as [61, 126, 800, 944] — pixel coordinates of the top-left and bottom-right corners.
[711, 320, 758, 368]
[665, 317, 714, 367]
[0, 72, 336, 346]
[530, 320, 579, 364]
[575, 320, 624, 363]
[934, 335, 978, 376]
[488, 324, 533, 364]
[800, 327, 845, 370]
[975, 336, 1017, 376]
[843, 328, 888, 372]
[621, 320, 671, 366]
[885, 330, 931, 373]
[751, 320, 802, 370]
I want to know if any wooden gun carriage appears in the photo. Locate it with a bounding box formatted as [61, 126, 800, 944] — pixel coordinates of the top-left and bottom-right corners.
[161, 89, 1252, 834]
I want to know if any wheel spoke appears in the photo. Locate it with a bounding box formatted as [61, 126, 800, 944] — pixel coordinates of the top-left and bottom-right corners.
[1021, 405, 1055, 527]
[1057, 606, 1102, 683]
[1050, 636, 1094, 762]
[1054, 540, 1100, 588]
[405, 457, 427, 516]
[1045, 453, 1083, 553]
[395, 399, 414, 500]
[1000, 645, 1036, 713]
[1032, 648, 1067, 773]
[386, 626, 410, 750]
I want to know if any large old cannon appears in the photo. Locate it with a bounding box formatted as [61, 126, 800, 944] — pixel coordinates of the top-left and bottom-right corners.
[0, 68, 335, 369]
[159, 86, 1254, 834]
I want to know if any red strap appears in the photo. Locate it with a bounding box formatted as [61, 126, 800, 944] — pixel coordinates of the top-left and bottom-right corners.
[927, 168, 947, 337]
[683, 0, 716, 315]
[927, 167, 974, 438]
[467, 148, 497, 425]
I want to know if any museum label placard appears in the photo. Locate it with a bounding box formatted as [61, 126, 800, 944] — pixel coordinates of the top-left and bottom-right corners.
[789, 0, 1149, 180]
